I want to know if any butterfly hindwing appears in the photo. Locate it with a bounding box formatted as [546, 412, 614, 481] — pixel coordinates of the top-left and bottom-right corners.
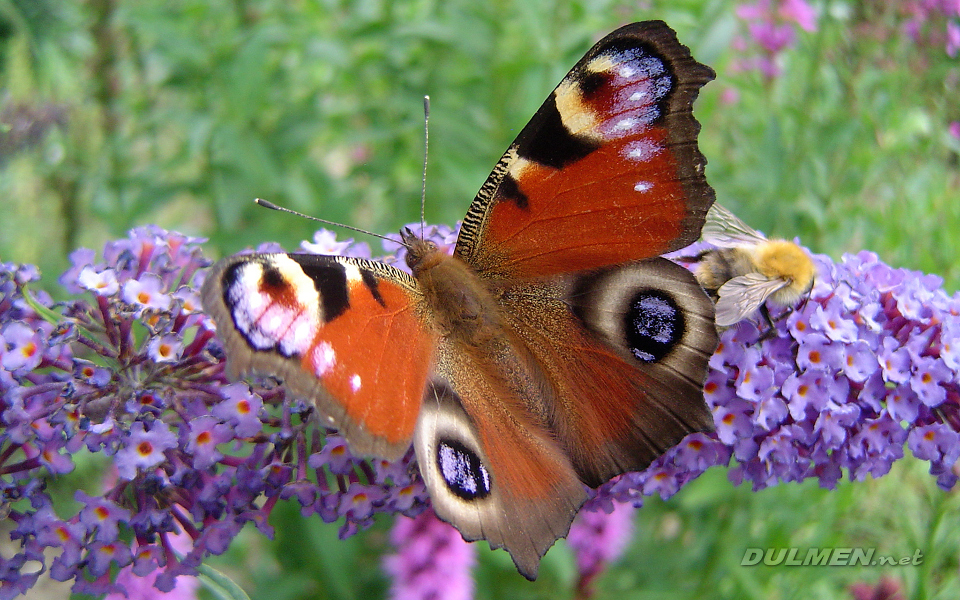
[413, 257, 715, 577]
[415, 372, 586, 581]
[493, 258, 717, 486]
[201, 253, 435, 459]
[455, 20, 716, 278]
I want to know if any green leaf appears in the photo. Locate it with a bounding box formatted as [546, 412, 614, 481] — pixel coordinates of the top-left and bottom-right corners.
[196, 561, 253, 600]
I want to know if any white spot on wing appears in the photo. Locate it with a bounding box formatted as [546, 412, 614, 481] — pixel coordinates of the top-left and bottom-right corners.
[613, 117, 640, 132]
[230, 263, 266, 310]
[282, 312, 318, 356]
[624, 139, 663, 162]
[350, 374, 362, 392]
[600, 113, 651, 140]
[264, 312, 283, 335]
[634, 181, 653, 192]
[311, 341, 336, 376]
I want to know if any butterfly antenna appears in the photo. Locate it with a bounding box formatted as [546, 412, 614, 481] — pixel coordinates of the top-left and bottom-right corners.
[419, 95, 430, 241]
[254, 199, 409, 248]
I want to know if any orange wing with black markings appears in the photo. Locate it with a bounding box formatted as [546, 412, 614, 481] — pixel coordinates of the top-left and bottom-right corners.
[455, 21, 715, 278]
[201, 253, 436, 459]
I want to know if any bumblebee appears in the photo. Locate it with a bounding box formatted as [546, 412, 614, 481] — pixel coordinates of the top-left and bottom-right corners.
[693, 203, 815, 328]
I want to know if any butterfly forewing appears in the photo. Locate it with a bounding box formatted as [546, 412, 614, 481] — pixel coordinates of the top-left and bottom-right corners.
[455, 21, 716, 278]
[201, 253, 436, 459]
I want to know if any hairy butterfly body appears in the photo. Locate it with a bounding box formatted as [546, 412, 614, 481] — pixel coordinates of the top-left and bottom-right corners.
[202, 21, 717, 579]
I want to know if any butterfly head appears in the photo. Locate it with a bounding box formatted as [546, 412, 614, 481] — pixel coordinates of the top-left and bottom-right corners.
[401, 227, 444, 275]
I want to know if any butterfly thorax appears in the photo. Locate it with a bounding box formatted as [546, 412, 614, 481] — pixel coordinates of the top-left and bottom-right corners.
[406, 236, 505, 348]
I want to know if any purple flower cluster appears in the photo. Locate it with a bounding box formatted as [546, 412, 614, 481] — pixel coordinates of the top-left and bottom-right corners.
[384, 509, 475, 600]
[601, 244, 960, 513]
[566, 501, 636, 596]
[0, 226, 428, 599]
[733, 0, 818, 79]
[3, 222, 959, 598]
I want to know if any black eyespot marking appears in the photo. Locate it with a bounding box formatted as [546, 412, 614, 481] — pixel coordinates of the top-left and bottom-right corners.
[297, 261, 349, 321]
[360, 269, 386, 307]
[577, 69, 609, 98]
[258, 264, 288, 294]
[519, 94, 598, 170]
[498, 173, 530, 210]
[624, 290, 684, 363]
[436, 438, 491, 501]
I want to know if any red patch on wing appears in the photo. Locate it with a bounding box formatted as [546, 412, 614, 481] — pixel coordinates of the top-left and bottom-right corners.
[302, 278, 435, 445]
[486, 132, 687, 277]
[506, 304, 708, 488]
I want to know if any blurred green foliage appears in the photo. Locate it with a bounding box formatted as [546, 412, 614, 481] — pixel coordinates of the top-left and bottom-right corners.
[2, 0, 958, 599]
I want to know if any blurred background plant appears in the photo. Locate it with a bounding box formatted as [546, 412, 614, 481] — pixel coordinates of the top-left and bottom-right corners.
[1, 0, 958, 598]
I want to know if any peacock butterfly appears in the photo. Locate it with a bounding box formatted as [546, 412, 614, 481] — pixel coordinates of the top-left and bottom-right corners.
[201, 20, 717, 580]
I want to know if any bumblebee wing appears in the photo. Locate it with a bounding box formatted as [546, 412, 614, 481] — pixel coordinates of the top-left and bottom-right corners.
[701, 203, 767, 248]
[714, 273, 789, 327]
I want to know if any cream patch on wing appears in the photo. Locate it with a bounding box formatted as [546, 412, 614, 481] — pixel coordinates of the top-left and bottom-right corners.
[554, 79, 600, 139]
[554, 49, 674, 143]
[506, 154, 533, 182]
